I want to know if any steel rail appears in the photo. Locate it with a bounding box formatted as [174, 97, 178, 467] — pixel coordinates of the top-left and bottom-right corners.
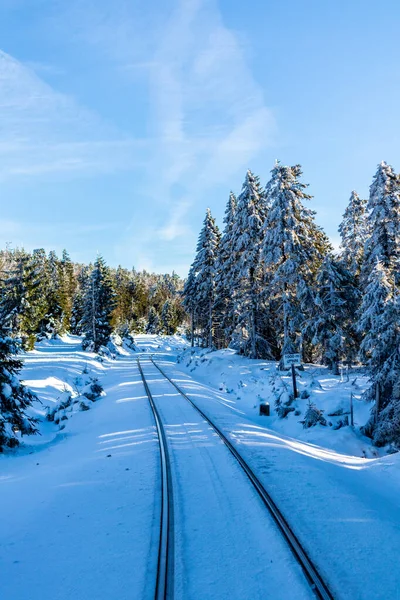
[137, 358, 173, 600]
[149, 357, 334, 600]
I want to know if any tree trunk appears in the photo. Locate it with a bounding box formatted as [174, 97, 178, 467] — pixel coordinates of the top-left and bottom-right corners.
[191, 308, 195, 348]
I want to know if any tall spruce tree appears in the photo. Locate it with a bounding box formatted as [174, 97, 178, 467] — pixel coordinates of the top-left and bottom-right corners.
[309, 255, 357, 374]
[182, 266, 197, 347]
[81, 256, 116, 352]
[363, 161, 400, 282]
[263, 162, 330, 365]
[192, 209, 220, 347]
[214, 192, 237, 349]
[229, 171, 268, 358]
[358, 260, 400, 436]
[146, 307, 160, 334]
[338, 191, 368, 279]
[2, 250, 42, 349]
[43, 251, 64, 338]
[0, 295, 38, 450]
[161, 300, 177, 335]
[58, 250, 76, 333]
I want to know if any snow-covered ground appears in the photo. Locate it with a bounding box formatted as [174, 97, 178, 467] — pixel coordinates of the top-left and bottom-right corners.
[0, 336, 160, 600]
[1, 334, 400, 600]
[138, 335, 400, 600]
[175, 345, 379, 459]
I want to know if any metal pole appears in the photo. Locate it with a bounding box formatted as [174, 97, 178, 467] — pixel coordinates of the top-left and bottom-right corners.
[350, 392, 354, 427]
[291, 363, 298, 399]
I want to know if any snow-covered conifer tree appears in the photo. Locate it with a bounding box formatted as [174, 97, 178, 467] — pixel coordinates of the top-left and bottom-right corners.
[309, 255, 357, 374]
[338, 191, 368, 279]
[58, 250, 76, 333]
[358, 260, 399, 406]
[81, 256, 116, 352]
[0, 295, 38, 450]
[146, 307, 160, 334]
[43, 250, 64, 338]
[214, 192, 237, 348]
[363, 162, 400, 282]
[192, 209, 220, 347]
[161, 300, 177, 335]
[182, 266, 198, 346]
[229, 171, 269, 358]
[2, 250, 42, 349]
[263, 162, 330, 365]
[70, 266, 90, 335]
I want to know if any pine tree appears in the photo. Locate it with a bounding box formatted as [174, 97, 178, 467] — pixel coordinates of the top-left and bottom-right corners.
[192, 209, 220, 347]
[0, 294, 38, 449]
[81, 256, 116, 352]
[182, 266, 197, 347]
[2, 250, 43, 349]
[358, 260, 399, 405]
[43, 251, 64, 338]
[363, 161, 400, 282]
[229, 171, 268, 358]
[338, 190, 368, 279]
[309, 255, 357, 374]
[58, 250, 76, 332]
[214, 192, 237, 348]
[161, 300, 177, 335]
[263, 162, 330, 365]
[146, 307, 160, 334]
[70, 266, 90, 335]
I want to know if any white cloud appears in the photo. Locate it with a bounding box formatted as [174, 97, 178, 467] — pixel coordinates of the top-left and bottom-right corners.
[158, 201, 191, 241]
[0, 50, 146, 179]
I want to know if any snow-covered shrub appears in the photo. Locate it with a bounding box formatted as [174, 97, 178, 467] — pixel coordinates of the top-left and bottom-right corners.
[301, 401, 327, 428]
[373, 399, 400, 447]
[332, 416, 349, 430]
[275, 393, 295, 419]
[47, 390, 75, 423]
[82, 378, 104, 402]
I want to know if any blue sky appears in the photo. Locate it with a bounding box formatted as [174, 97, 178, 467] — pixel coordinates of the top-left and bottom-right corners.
[1, 0, 399, 276]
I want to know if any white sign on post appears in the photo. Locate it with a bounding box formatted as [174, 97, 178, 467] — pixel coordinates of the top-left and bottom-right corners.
[283, 353, 302, 369]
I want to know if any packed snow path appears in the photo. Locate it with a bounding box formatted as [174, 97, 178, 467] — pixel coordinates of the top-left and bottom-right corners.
[137, 357, 313, 600]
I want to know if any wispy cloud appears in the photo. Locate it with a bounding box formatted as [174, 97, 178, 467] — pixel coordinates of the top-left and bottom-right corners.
[0, 50, 146, 179]
[55, 0, 276, 195]
[0, 0, 276, 273]
[158, 201, 191, 241]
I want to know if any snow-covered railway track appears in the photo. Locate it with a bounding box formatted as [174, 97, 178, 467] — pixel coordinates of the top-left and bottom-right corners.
[149, 357, 334, 600]
[137, 358, 174, 600]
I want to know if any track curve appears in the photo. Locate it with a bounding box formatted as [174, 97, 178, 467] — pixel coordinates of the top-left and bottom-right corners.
[149, 356, 334, 600]
[137, 358, 174, 600]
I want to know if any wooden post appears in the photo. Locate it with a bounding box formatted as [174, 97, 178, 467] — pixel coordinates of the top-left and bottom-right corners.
[350, 392, 354, 427]
[291, 363, 298, 399]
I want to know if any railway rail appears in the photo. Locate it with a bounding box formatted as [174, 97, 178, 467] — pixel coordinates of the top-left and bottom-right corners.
[138, 355, 334, 600]
[137, 358, 174, 600]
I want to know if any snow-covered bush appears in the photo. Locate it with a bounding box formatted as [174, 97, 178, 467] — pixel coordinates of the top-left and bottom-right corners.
[373, 399, 400, 447]
[47, 376, 104, 427]
[82, 378, 104, 402]
[301, 401, 327, 428]
[275, 393, 295, 419]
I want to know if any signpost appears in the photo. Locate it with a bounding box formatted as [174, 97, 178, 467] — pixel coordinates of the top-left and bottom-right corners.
[283, 353, 301, 399]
